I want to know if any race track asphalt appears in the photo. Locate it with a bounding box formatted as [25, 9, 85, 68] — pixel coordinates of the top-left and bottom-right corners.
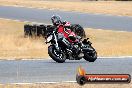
[0, 6, 132, 83]
[0, 6, 132, 31]
[0, 58, 132, 83]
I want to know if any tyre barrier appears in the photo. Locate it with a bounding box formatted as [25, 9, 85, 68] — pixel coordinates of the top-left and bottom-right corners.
[24, 24, 86, 38]
[24, 24, 48, 38]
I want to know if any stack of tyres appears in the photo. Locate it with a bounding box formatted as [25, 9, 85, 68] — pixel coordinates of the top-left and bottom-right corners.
[36, 25, 47, 37]
[24, 24, 47, 38]
[24, 24, 86, 39]
[24, 24, 33, 37]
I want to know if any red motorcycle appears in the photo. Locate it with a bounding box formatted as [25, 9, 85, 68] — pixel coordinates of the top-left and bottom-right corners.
[45, 15, 97, 63]
[45, 23, 97, 63]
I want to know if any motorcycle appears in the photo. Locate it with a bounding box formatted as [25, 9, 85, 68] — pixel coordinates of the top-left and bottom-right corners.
[45, 28, 97, 63]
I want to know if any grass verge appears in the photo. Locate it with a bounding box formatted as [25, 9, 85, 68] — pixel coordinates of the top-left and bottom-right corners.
[0, 82, 131, 88]
[0, 19, 48, 59]
[0, 19, 132, 59]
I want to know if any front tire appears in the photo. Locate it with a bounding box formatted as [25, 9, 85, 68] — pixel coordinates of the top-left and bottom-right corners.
[83, 49, 97, 62]
[48, 45, 66, 63]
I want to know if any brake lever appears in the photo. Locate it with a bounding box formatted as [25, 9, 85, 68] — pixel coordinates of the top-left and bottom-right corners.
[87, 38, 89, 40]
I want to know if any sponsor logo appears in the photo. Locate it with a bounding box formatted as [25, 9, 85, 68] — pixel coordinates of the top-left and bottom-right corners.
[76, 66, 131, 85]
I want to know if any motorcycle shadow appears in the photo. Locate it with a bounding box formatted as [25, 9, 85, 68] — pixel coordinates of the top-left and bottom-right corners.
[48, 59, 88, 63]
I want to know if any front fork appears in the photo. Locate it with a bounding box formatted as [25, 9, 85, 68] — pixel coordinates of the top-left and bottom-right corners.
[53, 32, 59, 50]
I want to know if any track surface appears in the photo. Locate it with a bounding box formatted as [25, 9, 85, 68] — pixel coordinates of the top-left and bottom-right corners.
[0, 6, 132, 31]
[0, 58, 132, 83]
[0, 6, 132, 83]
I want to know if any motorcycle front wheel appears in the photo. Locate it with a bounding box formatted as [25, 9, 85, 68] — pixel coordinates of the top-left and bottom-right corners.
[83, 47, 97, 62]
[48, 45, 66, 63]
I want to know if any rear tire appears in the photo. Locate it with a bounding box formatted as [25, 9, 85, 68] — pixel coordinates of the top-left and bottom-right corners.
[48, 45, 66, 63]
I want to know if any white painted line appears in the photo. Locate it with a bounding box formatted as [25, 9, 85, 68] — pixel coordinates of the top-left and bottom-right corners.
[5, 81, 76, 85]
[0, 17, 130, 33]
[0, 17, 51, 25]
[91, 28, 130, 33]
[0, 18, 45, 24]
[0, 56, 131, 61]
[35, 81, 76, 84]
[98, 56, 132, 59]
[0, 58, 51, 61]
[62, 81, 76, 83]
[21, 58, 51, 60]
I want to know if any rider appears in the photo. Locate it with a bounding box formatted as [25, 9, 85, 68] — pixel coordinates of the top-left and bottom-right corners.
[51, 15, 77, 43]
[51, 15, 83, 58]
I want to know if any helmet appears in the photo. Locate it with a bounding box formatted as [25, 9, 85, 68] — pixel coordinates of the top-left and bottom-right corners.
[51, 15, 62, 26]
